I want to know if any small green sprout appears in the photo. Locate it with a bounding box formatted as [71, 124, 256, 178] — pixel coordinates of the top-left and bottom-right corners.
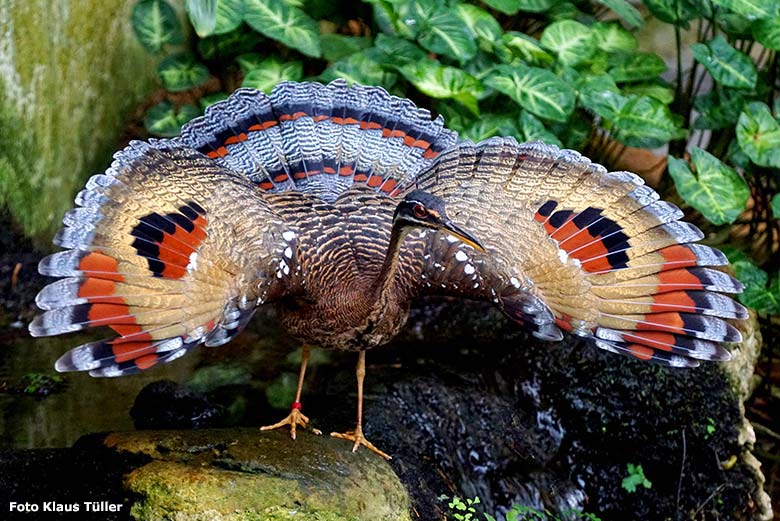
[622, 463, 652, 493]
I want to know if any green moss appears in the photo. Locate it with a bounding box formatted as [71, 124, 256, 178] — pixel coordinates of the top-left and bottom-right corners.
[0, 0, 158, 247]
[108, 429, 411, 521]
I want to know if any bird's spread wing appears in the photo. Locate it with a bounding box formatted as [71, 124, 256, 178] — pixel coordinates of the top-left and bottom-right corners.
[414, 138, 746, 366]
[30, 145, 300, 376]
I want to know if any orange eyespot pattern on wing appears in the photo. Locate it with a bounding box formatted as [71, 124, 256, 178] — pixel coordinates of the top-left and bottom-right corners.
[130, 201, 207, 279]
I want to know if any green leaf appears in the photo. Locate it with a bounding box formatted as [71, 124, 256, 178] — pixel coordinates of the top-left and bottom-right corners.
[156, 53, 210, 92]
[752, 17, 780, 50]
[710, 0, 779, 19]
[461, 113, 521, 142]
[321, 49, 397, 88]
[455, 3, 503, 51]
[772, 193, 780, 219]
[577, 74, 622, 118]
[622, 464, 652, 494]
[540, 20, 595, 66]
[186, 0, 217, 37]
[320, 34, 373, 62]
[724, 249, 780, 314]
[418, 7, 477, 63]
[611, 95, 685, 148]
[199, 92, 229, 110]
[591, 22, 637, 52]
[374, 34, 428, 65]
[497, 32, 553, 66]
[691, 35, 757, 89]
[667, 148, 749, 225]
[594, 0, 644, 27]
[728, 137, 751, 169]
[244, 0, 321, 57]
[145, 102, 200, 137]
[241, 56, 303, 93]
[693, 88, 746, 129]
[622, 82, 675, 104]
[519, 111, 562, 146]
[198, 26, 264, 59]
[736, 102, 780, 167]
[398, 58, 483, 115]
[214, 0, 244, 35]
[383, 0, 433, 39]
[485, 64, 575, 122]
[643, 0, 700, 27]
[483, 0, 554, 15]
[131, 0, 183, 53]
[609, 52, 666, 82]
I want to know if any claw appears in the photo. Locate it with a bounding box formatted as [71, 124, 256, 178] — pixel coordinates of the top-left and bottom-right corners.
[261, 404, 318, 440]
[331, 426, 392, 460]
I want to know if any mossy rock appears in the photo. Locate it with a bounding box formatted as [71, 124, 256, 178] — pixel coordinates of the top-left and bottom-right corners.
[0, 0, 159, 247]
[104, 428, 411, 521]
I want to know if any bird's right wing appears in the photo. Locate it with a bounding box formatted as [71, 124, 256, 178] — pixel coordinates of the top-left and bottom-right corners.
[414, 139, 746, 367]
[30, 145, 301, 376]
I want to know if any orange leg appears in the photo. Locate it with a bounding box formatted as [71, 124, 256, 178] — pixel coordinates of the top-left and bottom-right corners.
[331, 350, 391, 460]
[260, 345, 320, 439]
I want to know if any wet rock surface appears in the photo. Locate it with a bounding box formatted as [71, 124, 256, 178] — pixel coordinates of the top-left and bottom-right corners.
[336, 299, 773, 520]
[107, 428, 411, 521]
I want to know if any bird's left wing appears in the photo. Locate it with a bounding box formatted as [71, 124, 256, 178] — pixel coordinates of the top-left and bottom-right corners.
[30, 145, 300, 376]
[413, 138, 745, 367]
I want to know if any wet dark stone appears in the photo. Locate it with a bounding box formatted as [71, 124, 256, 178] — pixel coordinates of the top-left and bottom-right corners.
[304, 298, 767, 520]
[130, 380, 224, 429]
[0, 435, 149, 520]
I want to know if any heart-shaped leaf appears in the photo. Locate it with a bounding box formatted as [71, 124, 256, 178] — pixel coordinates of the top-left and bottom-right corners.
[710, 0, 779, 19]
[321, 50, 397, 88]
[244, 0, 321, 57]
[214, 0, 244, 35]
[461, 113, 521, 142]
[418, 7, 477, 63]
[497, 32, 553, 66]
[131, 0, 183, 53]
[724, 249, 780, 314]
[736, 101, 780, 167]
[540, 20, 596, 66]
[667, 148, 749, 225]
[609, 52, 666, 82]
[691, 35, 756, 89]
[157, 52, 210, 92]
[485, 64, 575, 122]
[145, 102, 200, 137]
[753, 17, 780, 49]
[611, 95, 685, 147]
[594, 0, 644, 28]
[186, 0, 217, 37]
[591, 22, 637, 52]
[456, 4, 502, 51]
[519, 111, 562, 146]
[374, 34, 428, 65]
[399, 58, 483, 115]
[320, 34, 373, 62]
[242, 56, 303, 93]
[483, 0, 554, 15]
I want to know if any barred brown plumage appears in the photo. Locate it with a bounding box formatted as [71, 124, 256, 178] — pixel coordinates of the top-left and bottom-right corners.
[30, 80, 746, 458]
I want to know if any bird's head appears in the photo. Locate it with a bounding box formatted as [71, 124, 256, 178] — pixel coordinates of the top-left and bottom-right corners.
[394, 190, 486, 252]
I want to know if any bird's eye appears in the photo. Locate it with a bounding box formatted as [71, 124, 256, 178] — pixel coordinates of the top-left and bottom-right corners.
[413, 204, 428, 219]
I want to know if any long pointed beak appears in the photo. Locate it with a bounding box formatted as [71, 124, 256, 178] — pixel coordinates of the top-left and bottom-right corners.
[441, 220, 486, 252]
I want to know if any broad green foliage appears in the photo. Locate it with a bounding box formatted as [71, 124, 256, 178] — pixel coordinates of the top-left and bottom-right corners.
[128, 0, 780, 319]
[244, 0, 321, 57]
[691, 35, 756, 89]
[736, 102, 780, 167]
[667, 148, 749, 225]
[242, 56, 303, 93]
[131, 0, 182, 53]
[156, 52, 210, 92]
[145, 101, 200, 137]
[725, 249, 780, 314]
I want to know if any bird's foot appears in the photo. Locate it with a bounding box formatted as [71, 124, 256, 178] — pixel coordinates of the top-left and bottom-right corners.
[260, 402, 321, 440]
[330, 425, 392, 460]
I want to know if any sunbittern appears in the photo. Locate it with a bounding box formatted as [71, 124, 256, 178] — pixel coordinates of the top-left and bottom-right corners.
[31, 80, 745, 459]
